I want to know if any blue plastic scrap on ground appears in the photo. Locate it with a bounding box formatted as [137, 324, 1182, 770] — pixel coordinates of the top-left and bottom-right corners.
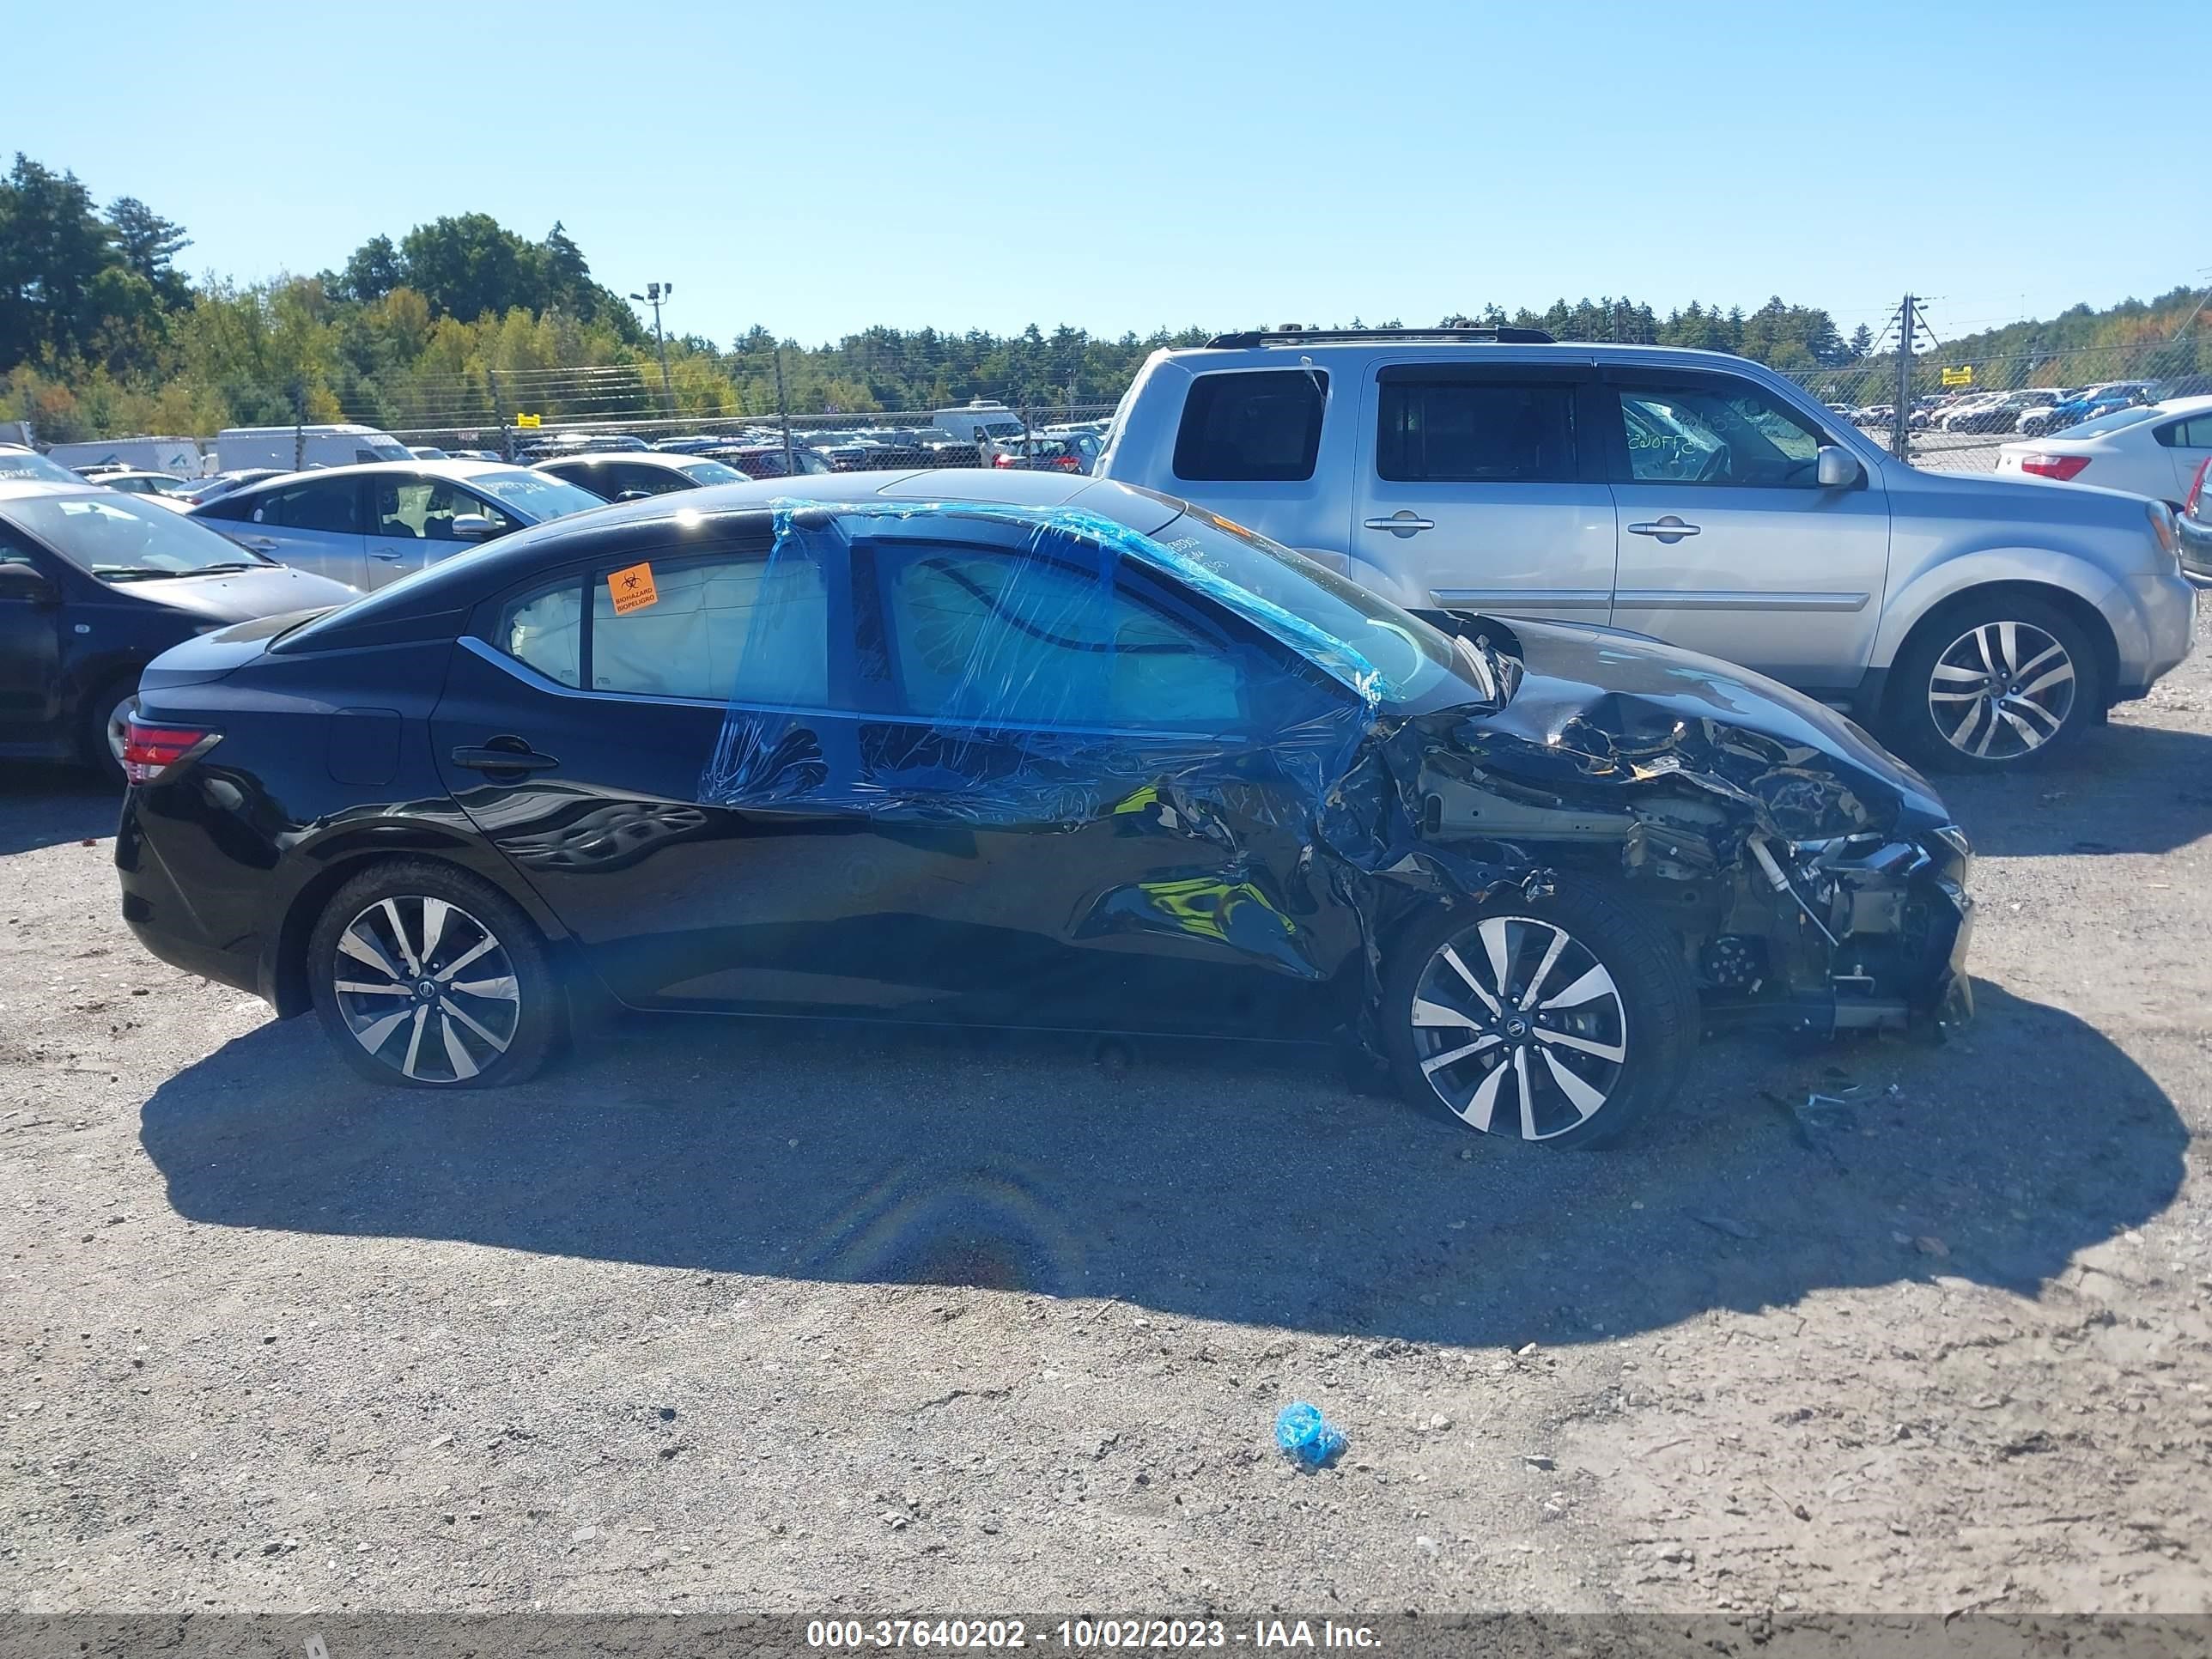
[1274, 1401, 1347, 1469]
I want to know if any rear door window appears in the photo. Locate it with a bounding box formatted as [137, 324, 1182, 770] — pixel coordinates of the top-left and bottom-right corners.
[1376, 377, 1577, 483]
[1172, 369, 1329, 483]
[250, 477, 362, 532]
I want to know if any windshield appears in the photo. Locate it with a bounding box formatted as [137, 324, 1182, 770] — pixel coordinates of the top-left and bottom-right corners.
[676, 459, 744, 486]
[0, 448, 83, 485]
[1146, 505, 1474, 705]
[2059, 405, 2163, 439]
[8, 492, 274, 578]
[365, 440, 411, 461]
[465, 470, 605, 521]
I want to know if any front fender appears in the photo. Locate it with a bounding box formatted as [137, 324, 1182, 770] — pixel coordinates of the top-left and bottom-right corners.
[1869, 548, 2130, 668]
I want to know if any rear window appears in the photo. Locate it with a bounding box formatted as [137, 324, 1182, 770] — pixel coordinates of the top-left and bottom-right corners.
[1376, 379, 1577, 483]
[1172, 369, 1329, 483]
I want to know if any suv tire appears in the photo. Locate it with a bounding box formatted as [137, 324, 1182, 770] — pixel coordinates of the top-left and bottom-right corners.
[1887, 592, 2100, 772]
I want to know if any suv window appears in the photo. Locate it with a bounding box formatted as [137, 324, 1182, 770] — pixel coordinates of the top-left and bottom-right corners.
[1376, 378, 1577, 483]
[591, 551, 829, 704]
[1611, 380, 1826, 487]
[1172, 369, 1329, 483]
[877, 542, 1244, 729]
[248, 477, 362, 533]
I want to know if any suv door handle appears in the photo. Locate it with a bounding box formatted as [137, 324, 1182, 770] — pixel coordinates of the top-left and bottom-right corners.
[1363, 512, 1436, 537]
[236, 535, 279, 551]
[451, 741, 560, 774]
[369, 549, 405, 562]
[1628, 516, 1701, 543]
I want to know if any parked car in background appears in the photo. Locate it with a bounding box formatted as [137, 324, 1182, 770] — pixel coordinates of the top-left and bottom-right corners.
[0, 480, 356, 781]
[2178, 458, 2212, 579]
[84, 470, 192, 501]
[0, 444, 88, 485]
[518, 432, 649, 460]
[179, 469, 287, 507]
[532, 452, 745, 500]
[407, 446, 449, 460]
[115, 467, 1969, 1147]
[2026, 381, 2158, 439]
[1996, 396, 2212, 507]
[189, 461, 605, 591]
[932, 401, 1028, 445]
[1942, 388, 2066, 434]
[215, 423, 412, 472]
[1096, 326, 2196, 771]
[993, 434, 1098, 474]
[707, 445, 837, 480]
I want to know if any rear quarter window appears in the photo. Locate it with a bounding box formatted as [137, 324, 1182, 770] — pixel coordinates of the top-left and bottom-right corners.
[1172, 369, 1329, 483]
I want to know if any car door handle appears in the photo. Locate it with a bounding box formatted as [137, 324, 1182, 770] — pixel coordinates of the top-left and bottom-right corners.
[236, 535, 279, 551]
[1363, 512, 1437, 537]
[1627, 517, 1701, 543]
[369, 549, 406, 562]
[451, 742, 560, 774]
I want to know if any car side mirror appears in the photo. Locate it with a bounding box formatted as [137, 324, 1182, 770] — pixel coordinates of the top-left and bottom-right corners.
[0, 562, 59, 605]
[447, 514, 497, 540]
[1815, 445, 1861, 489]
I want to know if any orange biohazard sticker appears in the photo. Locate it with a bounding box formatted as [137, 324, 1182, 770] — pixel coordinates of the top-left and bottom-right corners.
[607, 561, 659, 616]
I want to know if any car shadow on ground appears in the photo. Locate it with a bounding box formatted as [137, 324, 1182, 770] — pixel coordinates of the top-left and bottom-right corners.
[140, 980, 2182, 1348]
[0, 764, 118, 856]
[1941, 718, 2212, 857]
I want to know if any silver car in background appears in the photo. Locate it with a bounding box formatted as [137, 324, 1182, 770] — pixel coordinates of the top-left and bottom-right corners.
[1097, 328, 2195, 771]
[185, 460, 606, 591]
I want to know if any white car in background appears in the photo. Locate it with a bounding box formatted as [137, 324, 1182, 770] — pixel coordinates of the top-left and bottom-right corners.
[1996, 397, 2212, 507]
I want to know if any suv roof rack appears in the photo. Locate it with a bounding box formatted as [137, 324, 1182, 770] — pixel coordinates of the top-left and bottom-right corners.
[1202, 325, 1558, 349]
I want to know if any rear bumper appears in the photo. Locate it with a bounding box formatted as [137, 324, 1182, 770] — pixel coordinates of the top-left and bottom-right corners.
[114, 787, 269, 1003]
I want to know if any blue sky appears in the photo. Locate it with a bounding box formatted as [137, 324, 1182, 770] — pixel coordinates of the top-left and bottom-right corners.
[9, 0, 2206, 346]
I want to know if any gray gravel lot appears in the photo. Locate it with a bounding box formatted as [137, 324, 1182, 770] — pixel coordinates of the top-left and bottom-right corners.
[3, 614, 2210, 1621]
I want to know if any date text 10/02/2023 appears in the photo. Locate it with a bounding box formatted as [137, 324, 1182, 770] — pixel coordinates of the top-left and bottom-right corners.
[805, 1619, 1382, 1650]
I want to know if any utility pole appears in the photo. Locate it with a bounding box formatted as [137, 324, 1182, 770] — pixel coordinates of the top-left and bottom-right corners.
[630, 281, 676, 414]
[1891, 294, 1917, 465]
[775, 346, 793, 474]
[488, 368, 512, 463]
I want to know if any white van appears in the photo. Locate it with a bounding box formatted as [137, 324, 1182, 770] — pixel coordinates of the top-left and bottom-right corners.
[215, 424, 411, 472]
[931, 401, 1027, 444]
[46, 435, 210, 477]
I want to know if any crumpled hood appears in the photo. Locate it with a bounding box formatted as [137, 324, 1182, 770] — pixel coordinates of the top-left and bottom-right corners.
[1440, 617, 1950, 840]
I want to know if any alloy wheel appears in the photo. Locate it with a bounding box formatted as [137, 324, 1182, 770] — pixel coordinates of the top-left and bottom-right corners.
[1409, 915, 1628, 1139]
[331, 896, 521, 1084]
[1927, 620, 2075, 761]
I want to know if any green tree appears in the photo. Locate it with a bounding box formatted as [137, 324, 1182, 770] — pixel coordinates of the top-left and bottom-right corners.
[106, 197, 191, 308]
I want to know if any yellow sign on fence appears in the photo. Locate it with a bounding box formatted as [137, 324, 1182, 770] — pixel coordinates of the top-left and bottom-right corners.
[1940, 367, 1972, 387]
[515, 412, 542, 428]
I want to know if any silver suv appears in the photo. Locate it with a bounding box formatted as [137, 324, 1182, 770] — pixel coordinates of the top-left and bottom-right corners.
[1097, 327, 2196, 771]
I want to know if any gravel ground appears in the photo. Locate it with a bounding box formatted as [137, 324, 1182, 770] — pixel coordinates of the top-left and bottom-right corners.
[3, 616, 2210, 1623]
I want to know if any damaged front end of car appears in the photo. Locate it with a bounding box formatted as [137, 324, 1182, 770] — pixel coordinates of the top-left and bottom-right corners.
[1394, 613, 1975, 1040]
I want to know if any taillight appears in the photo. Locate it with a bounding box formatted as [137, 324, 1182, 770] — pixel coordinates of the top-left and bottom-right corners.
[122, 717, 216, 785]
[2186, 458, 2209, 519]
[992, 453, 1015, 468]
[2019, 453, 2093, 481]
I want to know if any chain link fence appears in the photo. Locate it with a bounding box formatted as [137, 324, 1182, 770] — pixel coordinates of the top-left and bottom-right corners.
[1778, 319, 2212, 475]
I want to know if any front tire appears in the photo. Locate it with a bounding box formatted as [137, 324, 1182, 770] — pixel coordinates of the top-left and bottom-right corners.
[1886, 593, 2100, 772]
[1381, 884, 1697, 1149]
[308, 860, 559, 1089]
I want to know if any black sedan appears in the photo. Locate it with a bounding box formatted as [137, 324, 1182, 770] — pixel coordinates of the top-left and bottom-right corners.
[115, 471, 1972, 1146]
[1, 480, 357, 782]
[532, 451, 747, 501]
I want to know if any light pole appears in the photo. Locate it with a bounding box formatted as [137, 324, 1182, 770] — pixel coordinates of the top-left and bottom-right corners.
[629, 281, 675, 414]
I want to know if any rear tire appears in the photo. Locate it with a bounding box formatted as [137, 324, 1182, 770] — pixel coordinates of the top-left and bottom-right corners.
[308, 860, 559, 1090]
[1381, 882, 1697, 1150]
[1886, 593, 2100, 772]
